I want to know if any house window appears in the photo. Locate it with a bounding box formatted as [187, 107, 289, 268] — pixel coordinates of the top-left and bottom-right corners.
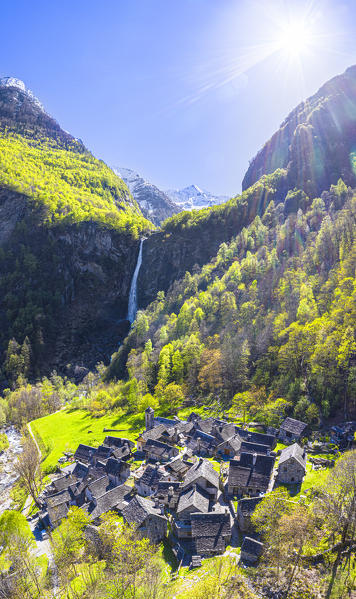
[283, 466, 288, 471]
[291, 477, 295, 482]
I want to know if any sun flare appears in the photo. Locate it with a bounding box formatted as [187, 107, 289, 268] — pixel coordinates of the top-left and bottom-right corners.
[277, 20, 314, 57]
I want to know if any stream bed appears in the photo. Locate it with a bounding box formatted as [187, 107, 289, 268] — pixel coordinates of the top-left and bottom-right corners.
[0, 426, 23, 515]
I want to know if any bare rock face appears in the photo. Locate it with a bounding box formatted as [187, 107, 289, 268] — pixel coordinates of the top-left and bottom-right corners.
[0, 188, 28, 245]
[0, 189, 139, 376]
[115, 167, 179, 226]
[0, 77, 79, 146]
[242, 65, 356, 196]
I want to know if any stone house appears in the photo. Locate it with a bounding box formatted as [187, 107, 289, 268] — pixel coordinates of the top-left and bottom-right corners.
[93, 444, 114, 466]
[165, 457, 192, 480]
[174, 484, 210, 540]
[143, 438, 179, 462]
[186, 429, 217, 456]
[86, 484, 132, 523]
[191, 511, 231, 557]
[240, 441, 270, 455]
[279, 418, 309, 443]
[241, 536, 264, 564]
[236, 428, 276, 450]
[277, 443, 306, 484]
[122, 495, 168, 543]
[236, 497, 262, 532]
[227, 453, 275, 497]
[154, 481, 181, 510]
[135, 464, 176, 496]
[181, 458, 219, 499]
[73, 444, 96, 464]
[105, 457, 130, 485]
[136, 424, 169, 451]
[216, 434, 241, 459]
[85, 475, 111, 503]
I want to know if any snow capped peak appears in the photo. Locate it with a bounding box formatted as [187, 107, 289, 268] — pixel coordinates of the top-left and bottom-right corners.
[165, 184, 229, 209]
[0, 76, 45, 111]
[0, 77, 26, 91]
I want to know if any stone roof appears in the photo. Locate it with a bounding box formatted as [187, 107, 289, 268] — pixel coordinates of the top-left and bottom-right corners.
[190, 429, 217, 449]
[228, 454, 275, 492]
[140, 423, 167, 442]
[94, 445, 114, 460]
[48, 501, 69, 525]
[106, 458, 128, 477]
[73, 444, 96, 463]
[236, 429, 275, 448]
[279, 443, 306, 469]
[217, 434, 241, 453]
[104, 436, 135, 449]
[52, 474, 77, 492]
[237, 496, 262, 516]
[191, 512, 231, 555]
[215, 423, 238, 443]
[176, 485, 210, 516]
[166, 457, 191, 475]
[154, 416, 177, 428]
[280, 418, 308, 436]
[122, 495, 167, 526]
[87, 484, 131, 520]
[46, 488, 74, 508]
[87, 475, 111, 499]
[240, 441, 269, 455]
[112, 445, 132, 460]
[241, 536, 264, 556]
[84, 467, 107, 484]
[136, 464, 163, 488]
[72, 462, 89, 479]
[182, 459, 219, 490]
[144, 438, 178, 458]
[196, 419, 215, 435]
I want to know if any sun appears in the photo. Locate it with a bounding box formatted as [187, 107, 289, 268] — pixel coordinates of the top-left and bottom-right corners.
[277, 20, 314, 57]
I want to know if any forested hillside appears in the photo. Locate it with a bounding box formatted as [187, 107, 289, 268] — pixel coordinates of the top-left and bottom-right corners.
[109, 178, 356, 421]
[0, 79, 152, 382]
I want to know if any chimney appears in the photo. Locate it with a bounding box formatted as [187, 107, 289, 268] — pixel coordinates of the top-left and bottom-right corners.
[168, 485, 174, 497]
[252, 452, 257, 465]
[154, 496, 160, 508]
[160, 504, 165, 515]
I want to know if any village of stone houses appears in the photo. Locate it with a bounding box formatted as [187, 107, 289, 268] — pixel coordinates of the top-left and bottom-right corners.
[29, 406, 354, 572]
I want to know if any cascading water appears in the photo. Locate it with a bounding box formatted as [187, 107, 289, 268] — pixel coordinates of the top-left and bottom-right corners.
[127, 238, 145, 323]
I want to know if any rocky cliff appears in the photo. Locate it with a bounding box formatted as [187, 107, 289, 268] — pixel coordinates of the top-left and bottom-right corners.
[0, 187, 140, 379]
[242, 65, 356, 196]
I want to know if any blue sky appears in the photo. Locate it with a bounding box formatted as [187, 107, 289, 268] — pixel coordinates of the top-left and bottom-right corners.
[2, 0, 356, 195]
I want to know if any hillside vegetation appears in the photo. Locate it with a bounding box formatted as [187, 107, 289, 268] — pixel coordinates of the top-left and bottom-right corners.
[0, 132, 150, 236]
[108, 177, 356, 423]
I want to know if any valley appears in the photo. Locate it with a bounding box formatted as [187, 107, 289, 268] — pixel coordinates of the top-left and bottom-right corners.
[0, 62, 355, 599]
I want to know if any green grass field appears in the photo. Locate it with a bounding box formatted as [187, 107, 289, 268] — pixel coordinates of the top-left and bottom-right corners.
[30, 408, 142, 472]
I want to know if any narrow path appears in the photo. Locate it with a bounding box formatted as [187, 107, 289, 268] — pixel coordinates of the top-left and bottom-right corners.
[21, 421, 42, 516]
[27, 421, 42, 460]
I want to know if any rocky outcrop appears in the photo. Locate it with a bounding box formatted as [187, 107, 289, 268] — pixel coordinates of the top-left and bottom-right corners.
[0, 77, 78, 145]
[0, 188, 140, 376]
[242, 65, 356, 196]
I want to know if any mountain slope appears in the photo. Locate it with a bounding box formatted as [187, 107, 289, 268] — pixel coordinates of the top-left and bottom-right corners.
[138, 169, 288, 307]
[108, 178, 356, 421]
[243, 64, 356, 196]
[114, 167, 179, 226]
[0, 78, 152, 382]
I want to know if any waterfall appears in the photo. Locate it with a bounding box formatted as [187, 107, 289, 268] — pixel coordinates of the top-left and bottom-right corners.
[127, 238, 144, 323]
